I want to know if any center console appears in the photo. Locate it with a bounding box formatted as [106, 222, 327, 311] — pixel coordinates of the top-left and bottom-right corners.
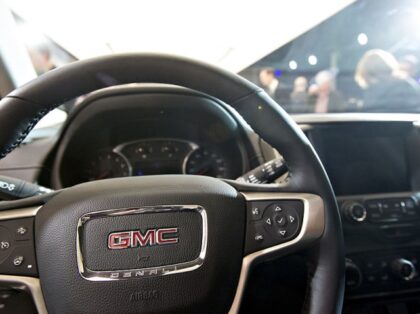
[303, 120, 420, 307]
[339, 192, 420, 298]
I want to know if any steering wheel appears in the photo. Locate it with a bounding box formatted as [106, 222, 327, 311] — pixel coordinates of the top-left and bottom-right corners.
[0, 54, 344, 313]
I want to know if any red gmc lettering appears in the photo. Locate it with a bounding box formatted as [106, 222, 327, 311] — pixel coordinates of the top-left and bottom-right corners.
[108, 228, 179, 249]
[108, 232, 131, 249]
[157, 228, 179, 244]
[132, 230, 156, 247]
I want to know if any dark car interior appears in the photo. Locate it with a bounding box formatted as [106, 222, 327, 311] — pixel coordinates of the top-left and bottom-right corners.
[2, 65, 420, 313]
[2, 0, 420, 313]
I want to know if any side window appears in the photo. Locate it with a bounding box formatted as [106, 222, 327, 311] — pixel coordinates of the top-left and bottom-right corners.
[13, 14, 76, 76]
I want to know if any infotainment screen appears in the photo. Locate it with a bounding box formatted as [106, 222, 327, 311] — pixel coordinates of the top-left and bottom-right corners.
[309, 126, 410, 196]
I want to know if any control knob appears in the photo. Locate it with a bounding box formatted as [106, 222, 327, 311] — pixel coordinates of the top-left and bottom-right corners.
[391, 258, 416, 281]
[344, 202, 367, 222]
[345, 259, 362, 289]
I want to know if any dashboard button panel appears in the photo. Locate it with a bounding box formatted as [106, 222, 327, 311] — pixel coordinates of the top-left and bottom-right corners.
[340, 195, 419, 226]
[346, 250, 420, 298]
[364, 197, 418, 223]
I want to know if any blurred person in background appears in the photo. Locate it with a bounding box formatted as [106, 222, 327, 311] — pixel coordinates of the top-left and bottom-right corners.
[355, 49, 420, 112]
[28, 44, 78, 112]
[399, 54, 419, 83]
[309, 70, 345, 113]
[28, 44, 56, 75]
[290, 76, 309, 113]
[259, 68, 289, 106]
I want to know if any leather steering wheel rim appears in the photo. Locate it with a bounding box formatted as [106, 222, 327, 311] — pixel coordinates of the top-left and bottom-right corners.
[0, 54, 344, 313]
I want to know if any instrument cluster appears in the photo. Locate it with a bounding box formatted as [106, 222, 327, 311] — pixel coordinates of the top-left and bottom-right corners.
[81, 138, 233, 182]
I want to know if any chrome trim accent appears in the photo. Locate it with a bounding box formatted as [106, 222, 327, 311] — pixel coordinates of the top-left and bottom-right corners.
[76, 205, 208, 281]
[229, 193, 325, 314]
[182, 146, 199, 175]
[0, 275, 47, 314]
[337, 191, 416, 201]
[346, 202, 367, 222]
[292, 113, 420, 124]
[394, 258, 416, 281]
[0, 206, 41, 220]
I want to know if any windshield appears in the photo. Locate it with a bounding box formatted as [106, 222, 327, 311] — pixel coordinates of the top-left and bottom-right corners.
[4, 0, 420, 114]
[240, 0, 420, 114]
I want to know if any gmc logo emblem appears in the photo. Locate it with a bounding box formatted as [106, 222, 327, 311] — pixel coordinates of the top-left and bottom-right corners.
[108, 228, 179, 249]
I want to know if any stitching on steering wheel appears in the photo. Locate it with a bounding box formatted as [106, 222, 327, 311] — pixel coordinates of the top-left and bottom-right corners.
[0, 106, 53, 159]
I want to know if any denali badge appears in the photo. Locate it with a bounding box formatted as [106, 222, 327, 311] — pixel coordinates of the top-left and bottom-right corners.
[108, 228, 179, 249]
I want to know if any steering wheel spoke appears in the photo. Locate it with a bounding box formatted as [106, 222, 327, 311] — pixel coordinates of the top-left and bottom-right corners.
[0, 206, 46, 313]
[229, 191, 324, 313]
[242, 192, 324, 258]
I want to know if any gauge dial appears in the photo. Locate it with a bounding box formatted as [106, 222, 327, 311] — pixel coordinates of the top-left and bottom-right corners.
[83, 151, 131, 181]
[184, 148, 228, 178]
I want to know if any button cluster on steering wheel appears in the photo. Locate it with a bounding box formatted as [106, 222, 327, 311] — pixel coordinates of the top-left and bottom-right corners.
[245, 200, 304, 255]
[0, 217, 37, 276]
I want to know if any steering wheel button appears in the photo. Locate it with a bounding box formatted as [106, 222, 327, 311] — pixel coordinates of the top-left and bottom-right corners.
[254, 233, 264, 242]
[252, 207, 260, 216]
[248, 202, 266, 221]
[274, 206, 283, 212]
[278, 229, 287, 237]
[265, 217, 272, 226]
[0, 241, 10, 250]
[12, 256, 23, 267]
[0, 227, 13, 262]
[267, 203, 284, 213]
[274, 214, 287, 227]
[16, 227, 27, 236]
[288, 215, 296, 224]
